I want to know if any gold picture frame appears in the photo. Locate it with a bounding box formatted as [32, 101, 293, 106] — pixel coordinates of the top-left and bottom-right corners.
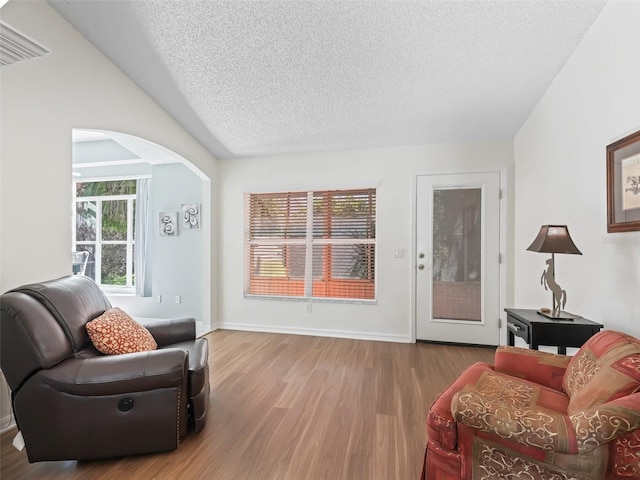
[607, 129, 640, 232]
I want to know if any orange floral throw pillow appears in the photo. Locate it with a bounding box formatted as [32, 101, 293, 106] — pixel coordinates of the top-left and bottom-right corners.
[86, 308, 157, 355]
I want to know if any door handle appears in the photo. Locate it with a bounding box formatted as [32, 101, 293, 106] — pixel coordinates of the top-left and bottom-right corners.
[418, 264, 425, 270]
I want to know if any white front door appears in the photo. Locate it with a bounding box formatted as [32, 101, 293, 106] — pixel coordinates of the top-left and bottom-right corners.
[416, 172, 501, 346]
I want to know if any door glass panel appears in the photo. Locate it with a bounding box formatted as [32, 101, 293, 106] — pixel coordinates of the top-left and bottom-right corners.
[432, 188, 481, 321]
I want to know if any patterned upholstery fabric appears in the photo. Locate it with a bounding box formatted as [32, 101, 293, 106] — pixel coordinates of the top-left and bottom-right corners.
[451, 370, 573, 453]
[422, 330, 640, 480]
[460, 431, 608, 480]
[563, 330, 640, 415]
[494, 346, 571, 392]
[427, 362, 494, 451]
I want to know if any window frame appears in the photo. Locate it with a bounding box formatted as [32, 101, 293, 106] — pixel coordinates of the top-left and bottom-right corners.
[72, 177, 142, 293]
[245, 188, 377, 303]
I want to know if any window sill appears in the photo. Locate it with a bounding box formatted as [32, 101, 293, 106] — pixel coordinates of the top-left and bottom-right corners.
[101, 286, 135, 296]
[243, 294, 377, 305]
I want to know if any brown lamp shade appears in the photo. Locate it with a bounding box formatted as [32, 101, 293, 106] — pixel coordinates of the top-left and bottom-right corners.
[526, 225, 582, 255]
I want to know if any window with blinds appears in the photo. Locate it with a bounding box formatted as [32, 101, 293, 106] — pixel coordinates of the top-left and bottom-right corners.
[245, 189, 376, 300]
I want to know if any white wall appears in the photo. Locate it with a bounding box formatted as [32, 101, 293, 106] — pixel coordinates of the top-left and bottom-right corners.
[112, 163, 206, 323]
[73, 139, 141, 163]
[0, 1, 218, 430]
[220, 142, 514, 342]
[514, 0, 640, 338]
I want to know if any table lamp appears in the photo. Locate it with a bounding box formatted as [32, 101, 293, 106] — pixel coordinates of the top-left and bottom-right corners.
[526, 225, 582, 319]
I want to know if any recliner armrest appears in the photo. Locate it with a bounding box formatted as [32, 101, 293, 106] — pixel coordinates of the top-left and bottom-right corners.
[571, 392, 640, 454]
[494, 346, 570, 392]
[38, 349, 188, 396]
[452, 390, 640, 455]
[426, 362, 496, 450]
[139, 317, 196, 346]
[451, 389, 577, 453]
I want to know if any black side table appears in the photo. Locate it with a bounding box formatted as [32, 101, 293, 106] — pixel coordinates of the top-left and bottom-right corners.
[505, 308, 603, 354]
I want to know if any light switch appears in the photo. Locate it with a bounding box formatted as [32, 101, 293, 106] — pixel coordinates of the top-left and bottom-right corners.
[393, 248, 405, 258]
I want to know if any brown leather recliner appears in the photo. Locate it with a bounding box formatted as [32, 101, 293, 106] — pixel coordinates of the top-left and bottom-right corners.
[0, 275, 210, 462]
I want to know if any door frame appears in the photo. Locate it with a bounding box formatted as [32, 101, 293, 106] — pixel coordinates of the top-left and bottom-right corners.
[409, 169, 509, 344]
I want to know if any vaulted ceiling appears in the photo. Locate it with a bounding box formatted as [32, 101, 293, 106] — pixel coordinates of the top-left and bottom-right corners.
[50, 0, 606, 160]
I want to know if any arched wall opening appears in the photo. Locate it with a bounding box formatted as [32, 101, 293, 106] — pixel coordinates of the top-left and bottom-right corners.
[72, 129, 212, 334]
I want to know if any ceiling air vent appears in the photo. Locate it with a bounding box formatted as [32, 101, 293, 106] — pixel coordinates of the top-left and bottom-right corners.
[0, 20, 51, 67]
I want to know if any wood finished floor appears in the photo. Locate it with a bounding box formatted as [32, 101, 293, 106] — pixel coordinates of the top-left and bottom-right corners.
[1, 330, 495, 480]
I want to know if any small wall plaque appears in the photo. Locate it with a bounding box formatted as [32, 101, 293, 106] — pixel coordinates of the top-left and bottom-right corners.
[181, 203, 200, 229]
[159, 212, 178, 237]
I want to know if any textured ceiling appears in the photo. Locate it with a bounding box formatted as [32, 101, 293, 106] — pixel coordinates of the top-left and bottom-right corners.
[49, 0, 606, 160]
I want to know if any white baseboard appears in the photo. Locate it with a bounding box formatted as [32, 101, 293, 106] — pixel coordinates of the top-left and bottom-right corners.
[197, 323, 218, 338]
[218, 322, 411, 343]
[1, 416, 15, 434]
[0, 371, 14, 434]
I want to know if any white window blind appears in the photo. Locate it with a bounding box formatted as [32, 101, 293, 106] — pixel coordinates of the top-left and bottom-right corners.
[245, 189, 376, 300]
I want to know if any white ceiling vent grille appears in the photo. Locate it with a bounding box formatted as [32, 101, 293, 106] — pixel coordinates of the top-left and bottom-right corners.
[0, 20, 51, 67]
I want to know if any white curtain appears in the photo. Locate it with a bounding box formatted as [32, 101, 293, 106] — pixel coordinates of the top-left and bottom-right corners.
[135, 178, 152, 297]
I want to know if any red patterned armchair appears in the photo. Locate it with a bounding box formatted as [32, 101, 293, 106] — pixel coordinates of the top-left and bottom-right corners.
[422, 330, 640, 480]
